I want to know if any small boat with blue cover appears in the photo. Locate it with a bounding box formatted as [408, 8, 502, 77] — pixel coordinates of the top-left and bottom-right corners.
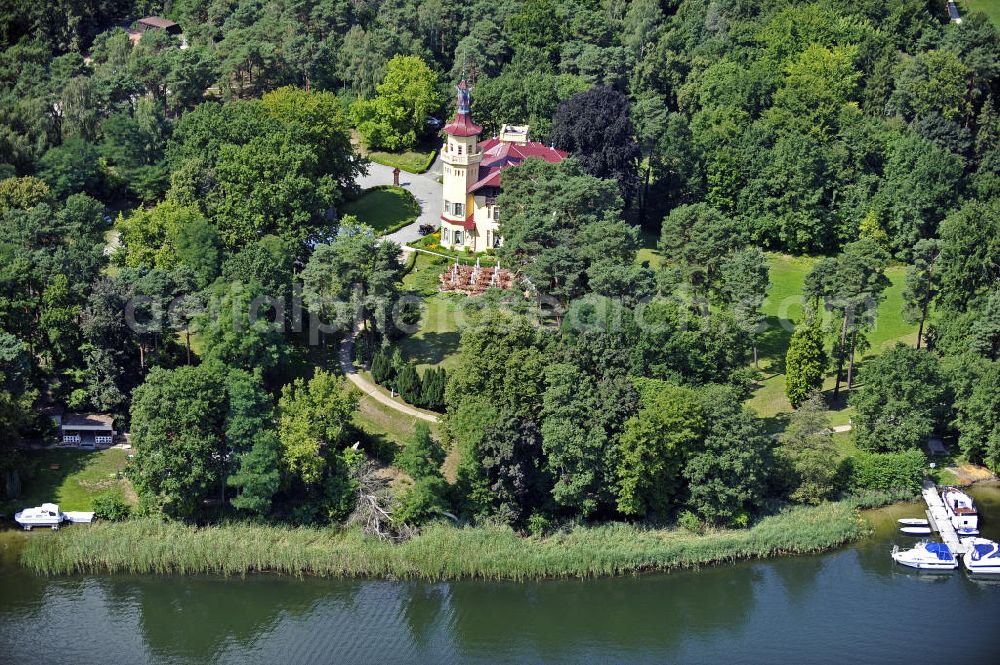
[962, 538, 1000, 575]
[891, 541, 958, 571]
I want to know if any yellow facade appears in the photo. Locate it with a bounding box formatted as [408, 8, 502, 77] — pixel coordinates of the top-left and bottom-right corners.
[439, 133, 481, 251]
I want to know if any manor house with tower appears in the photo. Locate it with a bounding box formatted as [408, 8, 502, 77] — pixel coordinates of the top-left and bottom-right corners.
[439, 80, 568, 253]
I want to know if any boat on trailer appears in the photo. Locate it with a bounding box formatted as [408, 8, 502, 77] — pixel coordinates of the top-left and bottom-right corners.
[891, 541, 958, 571]
[962, 538, 1000, 575]
[14, 503, 64, 530]
[12, 503, 95, 530]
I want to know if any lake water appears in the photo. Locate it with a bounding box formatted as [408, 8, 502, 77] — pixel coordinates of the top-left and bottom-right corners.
[2, 487, 1000, 664]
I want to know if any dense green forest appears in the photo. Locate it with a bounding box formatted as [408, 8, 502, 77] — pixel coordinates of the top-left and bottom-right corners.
[2, 1, 1000, 536]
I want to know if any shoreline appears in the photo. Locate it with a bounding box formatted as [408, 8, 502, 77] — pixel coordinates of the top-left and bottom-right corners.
[9, 499, 888, 581]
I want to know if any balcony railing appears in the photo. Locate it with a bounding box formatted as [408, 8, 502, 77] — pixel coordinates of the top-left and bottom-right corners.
[443, 150, 482, 165]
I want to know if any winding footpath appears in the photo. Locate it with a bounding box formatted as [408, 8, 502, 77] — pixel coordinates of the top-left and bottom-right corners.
[339, 160, 444, 423]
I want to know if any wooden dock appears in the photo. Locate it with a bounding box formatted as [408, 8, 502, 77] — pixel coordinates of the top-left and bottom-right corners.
[922, 480, 966, 554]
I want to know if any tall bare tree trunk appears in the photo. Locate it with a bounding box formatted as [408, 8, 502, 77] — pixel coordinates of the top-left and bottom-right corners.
[640, 164, 651, 226]
[833, 311, 849, 399]
[846, 327, 858, 391]
[916, 298, 929, 350]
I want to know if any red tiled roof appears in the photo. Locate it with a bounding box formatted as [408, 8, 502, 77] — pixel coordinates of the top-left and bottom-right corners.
[443, 112, 482, 137]
[468, 140, 568, 193]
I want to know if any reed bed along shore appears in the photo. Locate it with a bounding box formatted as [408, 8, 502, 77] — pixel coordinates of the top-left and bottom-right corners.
[19, 501, 869, 580]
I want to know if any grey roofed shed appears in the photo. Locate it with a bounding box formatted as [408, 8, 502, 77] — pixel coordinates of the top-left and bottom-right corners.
[61, 413, 114, 431]
[137, 16, 182, 34]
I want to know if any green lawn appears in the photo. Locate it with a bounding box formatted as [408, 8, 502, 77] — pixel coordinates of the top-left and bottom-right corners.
[367, 149, 437, 174]
[962, 0, 1000, 27]
[352, 392, 439, 450]
[747, 254, 917, 426]
[341, 186, 420, 234]
[5, 448, 133, 514]
[397, 293, 464, 372]
[636, 227, 663, 268]
[395, 246, 917, 428]
[402, 251, 450, 296]
[397, 252, 465, 372]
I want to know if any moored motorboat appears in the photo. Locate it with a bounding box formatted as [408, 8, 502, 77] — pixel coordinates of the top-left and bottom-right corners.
[891, 541, 958, 570]
[941, 487, 979, 532]
[13, 503, 64, 530]
[898, 518, 929, 526]
[957, 527, 980, 536]
[962, 538, 1000, 574]
[900, 526, 932, 535]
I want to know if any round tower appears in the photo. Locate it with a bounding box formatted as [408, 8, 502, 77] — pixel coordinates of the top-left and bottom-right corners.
[440, 80, 482, 250]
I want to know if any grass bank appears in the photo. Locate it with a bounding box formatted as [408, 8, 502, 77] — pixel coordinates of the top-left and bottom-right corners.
[20, 501, 867, 580]
[2, 448, 133, 515]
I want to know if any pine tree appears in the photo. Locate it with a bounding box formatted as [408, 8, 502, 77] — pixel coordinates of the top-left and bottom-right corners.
[785, 319, 827, 408]
[419, 367, 436, 408]
[396, 363, 421, 404]
[390, 348, 405, 378]
[371, 349, 389, 385]
[418, 368, 446, 411]
[395, 422, 445, 479]
[436, 368, 448, 409]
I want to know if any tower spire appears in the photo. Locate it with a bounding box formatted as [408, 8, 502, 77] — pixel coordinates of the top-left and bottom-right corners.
[456, 79, 471, 115]
[443, 78, 482, 137]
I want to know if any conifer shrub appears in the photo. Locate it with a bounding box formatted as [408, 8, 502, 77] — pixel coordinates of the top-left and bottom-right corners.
[396, 363, 421, 404]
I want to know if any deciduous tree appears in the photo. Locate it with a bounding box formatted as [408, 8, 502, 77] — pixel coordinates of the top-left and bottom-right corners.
[684, 386, 772, 526]
[131, 364, 228, 519]
[850, 344, 949, 452]
[721, 247, 770, 367]
[395, 422, 444, 480]
[352, 55, 441, 151]
[778, 392, 840, 504]
[551, 86, 640, 202]
[616, 383, 703, 517]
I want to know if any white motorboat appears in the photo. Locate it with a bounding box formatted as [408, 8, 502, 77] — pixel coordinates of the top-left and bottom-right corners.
[900, 526, 932, 535]
[962, 538, 1000, 574]
[941, 487, 979, 532]
[898, 518, 929, 526]
[957, 527, 980, 537]
[891, 541, 958, 570]
[13, 503, 64, 530]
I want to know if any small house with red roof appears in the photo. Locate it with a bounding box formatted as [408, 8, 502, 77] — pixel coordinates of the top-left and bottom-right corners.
[439, 81, 567, 253]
